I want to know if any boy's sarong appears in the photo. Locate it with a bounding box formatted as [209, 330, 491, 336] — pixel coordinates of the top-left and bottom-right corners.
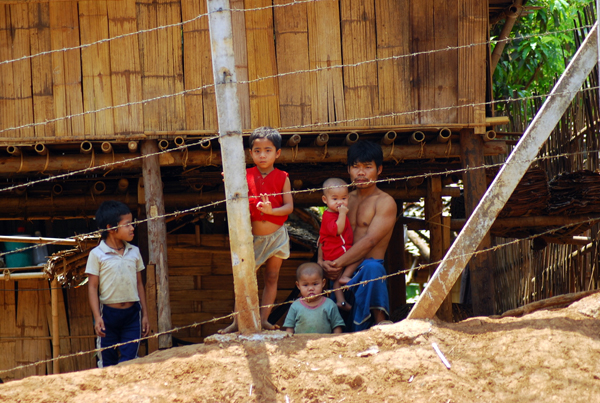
[253, 226, 290, 269]
[345, 258, 389, 331]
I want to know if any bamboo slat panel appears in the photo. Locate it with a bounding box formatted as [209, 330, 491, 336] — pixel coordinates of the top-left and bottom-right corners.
[245, 0, 280, 128]
[231, 0, 251, 130]
[49, 1, 84, 137]
[433, 0, 458, 123]
[79, 1, 115, 137]
[15, 280, 50, 379]
[181, 0, 217, 131]
[340, 0, 378, 125]
[66, 284, 96, 371]
[458, 0, 487, 130]
[0, 5, 34, 139]
[375, 0, 411, 125]
[307, 0, 345, 127]
[107, 0, 143, 136]
[274, 0, 311, 127]
[29, 3, 55, 138]
[137, 0, 185, 130]
[410, 0, 434, 124]
[0, 281, 17, 382]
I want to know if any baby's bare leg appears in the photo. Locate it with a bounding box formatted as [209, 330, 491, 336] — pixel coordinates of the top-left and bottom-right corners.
[339, 261, 361, 285]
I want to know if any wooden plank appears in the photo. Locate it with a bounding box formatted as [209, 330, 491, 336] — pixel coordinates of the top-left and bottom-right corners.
[67, 284, 96, 371]
[45, 280, 75, 374]
[15, 280, 50, 379]
[181, 0, 217, 131]
[433, 0, 458, 124]
[107, 0, 144, 136]
[137, 0, 185, 130]
[458, 0, 487, 130]
[0, 281, 17, 382]
[340, 0, 378, 125]
[410, 0, 435, 124]
[307, 0, 345, 126]
[375, 0, 411, 125]
[49, 1, 85, 137]
[29, 3, 55, 138]
[231, 0, 251, 130]
[79, 1, 114, 137]
[0, 4, 34, 140]
[168, 275, 196, 291]
[244, 0, 280, 127]
[274, 0, 311, 127]
[169, 289, 234, 301]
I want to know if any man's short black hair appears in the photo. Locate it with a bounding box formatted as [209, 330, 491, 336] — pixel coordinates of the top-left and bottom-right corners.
[249, 126, 282, 150]
[95, 200, 131, 239]
[347, 140, 383, 168]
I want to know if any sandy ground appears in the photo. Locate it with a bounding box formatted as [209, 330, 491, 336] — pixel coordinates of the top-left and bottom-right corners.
[2, 293, 600, 403]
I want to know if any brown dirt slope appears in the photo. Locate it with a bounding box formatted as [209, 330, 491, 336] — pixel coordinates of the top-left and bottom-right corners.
[2, 293, 600, 403]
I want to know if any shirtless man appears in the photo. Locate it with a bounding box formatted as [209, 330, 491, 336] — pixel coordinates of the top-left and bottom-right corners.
[319, 140, 397, 331]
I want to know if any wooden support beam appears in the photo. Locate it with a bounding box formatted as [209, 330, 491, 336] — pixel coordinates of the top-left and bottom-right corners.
[408, 23, 599, 320]
[51, 278, 60, 375]
[207, 0, 261, 333]
[145, 264, 159, 354]
[385, 204, 405, 315]
[426, 176, 452, 321]
[0, 142, 508, 174]
[458, 128, 495, 315]
[141, 140, 172, 348]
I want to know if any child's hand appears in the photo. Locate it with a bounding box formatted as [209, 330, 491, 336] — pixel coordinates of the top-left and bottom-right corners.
[338, 204, 349, 215]
[256, 194, 273, 214]
[94, 317, 106, 337]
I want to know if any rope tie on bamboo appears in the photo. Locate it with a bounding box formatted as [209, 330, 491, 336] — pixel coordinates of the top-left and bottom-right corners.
[321, 144, 328, 160]
[16, 153, 24, 174]
[103, 149, 116, 177]
[40, 151, 50, 174]
[445, 138, 452, 157]
[418, 141, 425, 159]
[88, 149, 95, 169]
[388, 142, 400, 165]
[291, 144, 298, 162]
[207, 146, 213, 166]
[182, 147, 189, 170]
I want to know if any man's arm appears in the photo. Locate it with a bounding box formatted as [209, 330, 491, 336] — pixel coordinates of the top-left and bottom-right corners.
[331, 195, 397, 268]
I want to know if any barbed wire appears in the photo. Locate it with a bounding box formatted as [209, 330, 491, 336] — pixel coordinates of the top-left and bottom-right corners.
[1, 211, 598, 377]
[1, 142, 599, 260]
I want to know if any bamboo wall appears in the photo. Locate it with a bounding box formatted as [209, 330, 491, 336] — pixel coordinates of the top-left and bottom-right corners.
[491, 12, 600, 312]
[0, 0, 488, 142]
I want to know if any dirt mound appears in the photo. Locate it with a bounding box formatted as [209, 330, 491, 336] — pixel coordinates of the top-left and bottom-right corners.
[2, 294, 600, 403]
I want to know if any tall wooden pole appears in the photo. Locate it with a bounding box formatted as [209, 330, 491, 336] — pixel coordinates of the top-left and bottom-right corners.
[141, 140, 172, 348]
[408, 23, 598, 320]
[458, 128, 495, 316]
[51, 278, 60, 374]
[207, 0, 261, 332]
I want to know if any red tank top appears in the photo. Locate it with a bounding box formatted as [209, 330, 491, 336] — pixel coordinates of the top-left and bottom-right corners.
[246, 167, 289, 226]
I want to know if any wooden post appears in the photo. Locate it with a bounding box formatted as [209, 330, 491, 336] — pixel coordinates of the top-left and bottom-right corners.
[141, 140, 172, 348]
[408, 24, 598, 320]
[426, 176, 452, 321]
[207, 0, 261, 333]
[459, 128, 495, 316]
[51, 278, 60, 374]
[385, 203, 405, 315]
[145, 264, 159, 353]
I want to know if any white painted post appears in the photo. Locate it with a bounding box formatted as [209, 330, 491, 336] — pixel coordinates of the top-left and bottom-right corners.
[207, 0, 261, 332]
[408, 23, 599, 319]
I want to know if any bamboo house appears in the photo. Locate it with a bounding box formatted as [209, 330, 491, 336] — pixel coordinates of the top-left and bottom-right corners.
[1, 0, 599, 381]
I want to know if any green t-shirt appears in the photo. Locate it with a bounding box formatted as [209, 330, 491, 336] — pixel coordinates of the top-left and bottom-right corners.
[283, 297, 345, 334]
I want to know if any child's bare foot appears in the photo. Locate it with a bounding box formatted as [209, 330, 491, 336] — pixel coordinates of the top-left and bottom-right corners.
[261, 320, 280, 331]
[337, 301, 352, 312]
[339, 275, 352, 286]
[218, 322, 238, 334]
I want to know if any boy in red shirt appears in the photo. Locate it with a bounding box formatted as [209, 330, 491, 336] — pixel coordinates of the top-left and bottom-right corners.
[319, 178, 361, 311]
[221, 127, 294, 333]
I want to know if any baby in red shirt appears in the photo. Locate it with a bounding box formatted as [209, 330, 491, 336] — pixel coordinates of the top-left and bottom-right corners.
[319, 178, 361, 311]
